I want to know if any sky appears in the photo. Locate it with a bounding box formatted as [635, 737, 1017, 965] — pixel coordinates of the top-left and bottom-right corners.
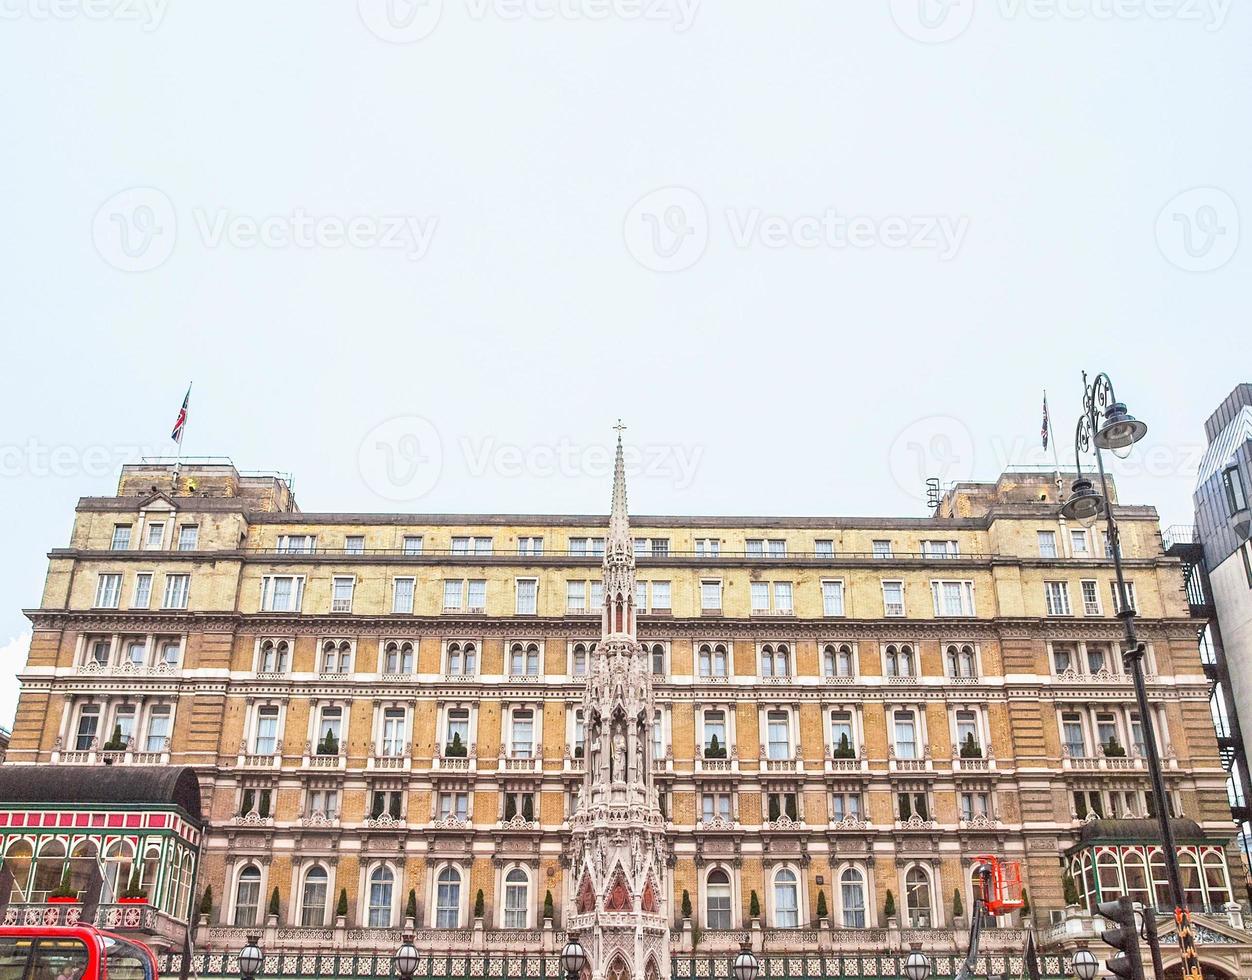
[0, 0, 1248, 728]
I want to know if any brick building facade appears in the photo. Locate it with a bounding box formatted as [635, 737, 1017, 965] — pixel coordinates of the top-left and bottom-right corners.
[3, 457, 1234, 965]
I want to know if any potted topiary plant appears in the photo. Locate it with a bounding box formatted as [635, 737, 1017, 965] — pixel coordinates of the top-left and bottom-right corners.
[681, 889, 692, 922]
[749, 890, 761, 923]
[543, 889, 555, 925]
[959, 733, 982, 759]
[317, 728, 339, 756]
[831, 733, 856, 760]
[49, 867, 77, 903]
[1103, 737, 1126, 758]
[406, 889, 417, 922]
[474, 889, 485, 921]
[704, 735, 727, 760]
[267, 886, 280, 923]
[199, 885, 213, 925]
[951, 888, 964, 925]
[120, 866, 148, 903]
[336, 887, 349, 925]
[445, 732, 468, 758]
[815, 889, 828, 928]
[883, 889, 897, 925]
[102, 723, 127, 752]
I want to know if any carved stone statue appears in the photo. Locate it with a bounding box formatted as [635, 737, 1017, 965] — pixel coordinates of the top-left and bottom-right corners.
[612, 722, 627, 783]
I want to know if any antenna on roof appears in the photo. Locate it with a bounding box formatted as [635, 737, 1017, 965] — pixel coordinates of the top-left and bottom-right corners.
[925, 478, 941, 511]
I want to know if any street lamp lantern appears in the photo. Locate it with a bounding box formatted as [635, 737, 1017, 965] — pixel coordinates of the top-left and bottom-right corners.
[902, 945, 931, 980]
[1093, 401, 1148, 458]
[1071, 947, 1098, 980]
[237, 936, 263, 980]
[394, 935, 420, 979]
[1058, 476, 1105, 527]
[561, 934, 587, 980]
[732, 941, 759, 980]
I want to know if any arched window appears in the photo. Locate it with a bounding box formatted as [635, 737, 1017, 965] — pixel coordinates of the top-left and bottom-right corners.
[234, 865, 261, 926]
[69, 839, 99, 899]
[1178, 850, 1204, 910]
[572, 643, 589, 676]
[504, 868, 529, 928]
[823, 643, 854, 677]
[33, 840, 66, 900]
[772, 868, 799, 928]
[1123, 851, 1151, 911]
[261, 640, 289, 673]
[706, 869, 732, 929]
[300, 866, 328, 926]
[699, 643, 728, 678]
[649, 643, 665, 676]
[960, 645, 976, 677]
[905, 867, 932, 927]
[886, 644, 914, 677]
[102, 839, 133, 900]
[368, 866, 394, 927]
[839, 867, 865, 927]
[1096, 848, 1122, 903]
[4, 840, 33, 901]
[436, 867, 461, 928]
[1202, 849, 1231, 909]
[384, 641, 415, 674]
[511, 643, 540, 676]
[1148, 847, 1170, 910]
[322, 640, 338, 673]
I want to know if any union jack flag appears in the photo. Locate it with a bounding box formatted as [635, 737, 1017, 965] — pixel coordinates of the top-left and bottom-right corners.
[1041, 392, 1050, 450]
[171, 385, 190, 444]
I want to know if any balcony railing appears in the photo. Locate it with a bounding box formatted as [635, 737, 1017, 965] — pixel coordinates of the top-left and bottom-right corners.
[370, 744, 411, 770]
[824, 744, 866, 774]
[759, 749, 804, 775]
[434, 743, 477, 772]
[500, 748, 540, 772]
[53, 736, 171, 766]
[888, 746, 932, 773]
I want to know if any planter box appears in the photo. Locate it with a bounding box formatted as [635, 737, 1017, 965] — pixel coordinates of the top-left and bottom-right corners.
[119, 897, 149, 905]
[48, 897, 79, 904]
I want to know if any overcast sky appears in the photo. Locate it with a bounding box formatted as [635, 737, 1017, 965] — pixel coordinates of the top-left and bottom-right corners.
[0, 1, 1248, 727]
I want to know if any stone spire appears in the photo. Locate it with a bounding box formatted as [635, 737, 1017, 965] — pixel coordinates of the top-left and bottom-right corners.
[567, 422, 669, 980]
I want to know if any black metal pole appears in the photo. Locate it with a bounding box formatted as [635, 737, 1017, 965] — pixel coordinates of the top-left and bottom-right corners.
[1078, 372, 1203, 980]
[1141, 904, 1165, 980]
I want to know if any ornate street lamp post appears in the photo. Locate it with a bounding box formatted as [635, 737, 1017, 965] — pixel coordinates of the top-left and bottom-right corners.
[1070, 947, 1097, 980]
[1059, 370, 1203, 980]
[732, 941, 759, 980]
[902, 944, 931, 980]
[562, 933, 588, 980]
[237, 936, 263, 980]
[394, 935, 420, 979]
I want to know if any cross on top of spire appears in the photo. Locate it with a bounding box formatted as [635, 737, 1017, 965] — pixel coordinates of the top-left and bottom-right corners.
[607, 421, 631, 557]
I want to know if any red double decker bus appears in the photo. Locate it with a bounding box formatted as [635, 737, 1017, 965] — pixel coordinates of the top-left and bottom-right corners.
[0, 925, 158, 980]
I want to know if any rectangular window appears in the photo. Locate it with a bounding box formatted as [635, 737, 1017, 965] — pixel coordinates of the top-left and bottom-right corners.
[651, 538, 670, 557]
[1062, 713, 1085, 757]
[1037, 531, 1058, 558]
[768, 539, 786, 558]
[467, 579, 486, 611]
[873, 539, 892, 559]
[276, 534, 315, 554]
[703, 710, 726, 753]
[511, 710, 534, 757]
[746, 539, 764, 557]
[822, 579, 845, 617]
[774, 582, 793, 613]
[1081, 580, 1101, 616]
[452, 537, 470, 554]
[767, 711, 790, 760]
[75, 705, 100, 750]
[815, 539, 834, 558]
[162, 574, 190, 609]
[831, 792, 861, 821]
[589, 581, 603, 609]
[381, 708, 406, 756]
[473, 536, 493, 555]
[1110, 581, 1138, 614]
[177, 525, 199, 551]
[445, 708, 470, 749]
[145, 706, 171, 752]
[261, 575, 304, 612]
[444, 579, 464, 611]
[931, 580, 974, 617]
[1044, 581, 1071, 616]
[111, 525, 132, 550]
[701, 580, 722, 612]
[830, 711, 854, 752]
[955, 709, 979, 751]
[695, 538, 719, 557]
[518, 536, 544, 555]
[652, 581, 671, 609]
[882, 581, 905, 617]
[1070, 529, 1089, 556]
[438, 791, 469, 820]
[253, 706, 279, 755]
[567, 580, 587, 613]
[331, 577, 354, 613]
[634, 538, 650, 557]
[922, 540, 958, 558]
[893, 711, 917, 759]
[132, 573, 153, 609]
[960, 791, 989, 821]
[635, 581, 647, 611]
[516, 578, 538, 615]
[144, 522, 166, 550]
[392, 578, 415, 614]
[750, 582, 769, 613]
[1225, 465, 1248, 514]
[702, 792, 732, 821]
[345, 535, 365, 554]
[95, 574, 122, 608]
[402, 535, 423, 556]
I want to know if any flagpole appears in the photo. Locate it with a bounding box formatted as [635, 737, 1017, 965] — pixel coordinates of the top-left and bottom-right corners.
[174, 382, 191, 491]
[1045, 389, 1063, 500]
